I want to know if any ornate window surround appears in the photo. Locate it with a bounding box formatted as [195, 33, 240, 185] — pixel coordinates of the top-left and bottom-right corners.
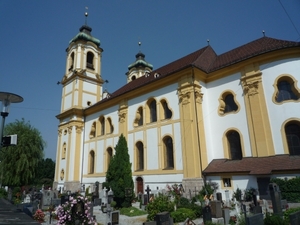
[218, 90, 240, 116]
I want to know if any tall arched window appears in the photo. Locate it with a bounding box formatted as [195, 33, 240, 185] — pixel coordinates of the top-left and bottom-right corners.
[149, 99, 157, 122]
[107, 117, 114, 134]
[69, 52, 74, 71]
[160, 99, 172, 120]
[99, 116, 105, 135]
[107, 147, 113, 170]
[136, 141, 144, 170]
[226, 131, 243, 160]
[89, 150, 95, 174]
[163, 136, 174, 169]
[285, 122, 300, 155]
[87, 52, 94, 69]
[89, 122, 96, 138]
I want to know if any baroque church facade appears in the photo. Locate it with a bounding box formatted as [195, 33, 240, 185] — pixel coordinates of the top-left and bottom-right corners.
[54, 22, 300, 199]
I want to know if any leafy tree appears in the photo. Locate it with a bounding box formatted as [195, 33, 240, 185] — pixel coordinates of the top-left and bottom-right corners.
[106, 134, 134, 208]
[34, 158, 55, 187]
[1, 119, 45, 186]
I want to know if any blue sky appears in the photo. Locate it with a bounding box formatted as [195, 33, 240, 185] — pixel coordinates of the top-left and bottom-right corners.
[1, 1, 299, 160]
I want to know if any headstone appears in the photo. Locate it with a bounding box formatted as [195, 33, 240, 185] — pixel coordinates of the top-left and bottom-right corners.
[252, 205, 262, 214]
[42, 190, 55, 209]
[224, 190, 230, 207]
[142, 194, 149, 205]
[210, 201, 222, 218]
[281, 199, 288, 211]
[155, 212, 171, 225]
[246, 213, 264, 225]
[94, 198, 101, 206]
[202, 205, 212, 223]
[269, 183, 282, 216]
[145, 185, 152, 204]
[24, 194, 31, 203]
[216, 192, 222, 201]
[111, 210, 120, 225]
[289, 210, 300, 225]
[143, 222, 157, 225]
[222, 208, 230, 224]
[60, 194, 69, 205]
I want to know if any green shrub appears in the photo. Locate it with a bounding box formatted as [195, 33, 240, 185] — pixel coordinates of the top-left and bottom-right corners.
[283, 207, 300, 222]
[271, 177, 300, 202]
[170, 208, 196, 223]
[264, 212, 288, 225]
[0, 188, 7, 198]
[178, 197, 191, 208]
[120, 206, 147, 217]
[146, 193, 174, 221]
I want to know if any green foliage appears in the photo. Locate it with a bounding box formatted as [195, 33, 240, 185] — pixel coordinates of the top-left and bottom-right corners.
[0, 187, 7, 198]
[1, 119, 45, 186]
[177, 197, 202, 218]
[120, 206, 147, 217]
[283, 207, 300, 222]
[243, 187, 256, 201]
[198, 182, 215, 200]
[271, 177, 300, 202]
[34, 158, 55, 187]
[233, 187, 242, 201]
[170, 208, 196, 223]
[264, 212, 288, 225]
[146, 193, 175, 221]
[106, 134, 134, 208]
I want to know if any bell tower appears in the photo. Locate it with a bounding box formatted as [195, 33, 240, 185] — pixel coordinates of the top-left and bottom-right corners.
[54, 12, 104, 191]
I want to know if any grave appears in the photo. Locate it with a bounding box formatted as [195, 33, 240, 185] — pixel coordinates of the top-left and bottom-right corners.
[111, 210, 120, 225]
[155, 211, 172, 225]
[41, 190, 56, 210]
[289, 210, 300, 225]
[269, 183, 282, 216]
[202, 205, 212, 223]
[222, 207, 230, 224]
[246, 213, 264, 225]
[210, 201, 222, 218]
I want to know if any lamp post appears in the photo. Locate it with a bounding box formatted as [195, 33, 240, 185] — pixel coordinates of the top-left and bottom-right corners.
[0, 92, 23, 150]
[0, 92, 23, 187]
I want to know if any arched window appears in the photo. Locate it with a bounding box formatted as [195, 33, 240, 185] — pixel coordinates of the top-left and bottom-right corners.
[276, 80, 298, 102]
[274, 75, 300, 103]
[107, 117, 114, 134]
[89, 150, 95, 174]
[69, 52, 74, 71]
[134, 107, 143, 126]
[285, 122, 300, 155]
[136, 141, 144, 170]
[149, 99, 157, 122]
[226, 131, 243, 160]
[224, 94, 238, 113]
[106, 147, 113, 171]
[99, 116, 105, 135]
[87, 52, 94, 69]
[218, 91, 239, 115]
[62, 143, 66, 159]
[89, 122, 96, 138]
[160, 99, 172, 120]
[163, 136, 174, 169]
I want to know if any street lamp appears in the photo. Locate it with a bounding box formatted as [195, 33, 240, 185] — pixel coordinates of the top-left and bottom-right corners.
[0, 92, 23, 150]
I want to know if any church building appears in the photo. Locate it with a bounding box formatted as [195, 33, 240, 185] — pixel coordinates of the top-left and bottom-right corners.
[53, 21, 300, 199]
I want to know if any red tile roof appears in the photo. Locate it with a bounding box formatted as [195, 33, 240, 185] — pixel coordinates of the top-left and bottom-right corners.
[202, 155, 300, 175]
[96, 36, 300, 104]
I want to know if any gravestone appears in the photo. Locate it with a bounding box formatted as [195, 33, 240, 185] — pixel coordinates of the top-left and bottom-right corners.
[202, 205, 212, 223]
[269, 183, 282, 216]
[216, 192, 222, 201]
[155, 211, 171, 225]
[246, 213, 264, 225]
[111, 210, 120, 225]
[289, 210, 300, 225]
[210, 201, 222, 218]
[224, 190, 230, 207]
[24, 194, 31, 203]
[61, 194, 69, 205]
[142, 194, 149, 205]
[42, 190, 55, 209]
[222, 208, 230, 224]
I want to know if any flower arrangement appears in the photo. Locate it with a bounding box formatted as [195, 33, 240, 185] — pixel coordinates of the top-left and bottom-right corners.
[55, 194, 97, 225]
[33, 209, 45, 223]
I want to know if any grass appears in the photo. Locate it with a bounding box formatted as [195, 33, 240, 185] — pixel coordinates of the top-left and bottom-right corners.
[119, 206, 148, 217]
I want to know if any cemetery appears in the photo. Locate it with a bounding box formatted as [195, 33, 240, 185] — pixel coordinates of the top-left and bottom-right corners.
[0, 179, 299, 225]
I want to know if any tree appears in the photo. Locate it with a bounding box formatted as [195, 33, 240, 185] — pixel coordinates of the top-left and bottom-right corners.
[34, 158, 55, 188]
[1, 119, 45, 186]
[106, 134, 134, 208]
